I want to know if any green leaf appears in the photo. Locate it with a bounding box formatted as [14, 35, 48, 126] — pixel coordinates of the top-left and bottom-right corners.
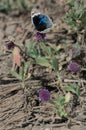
[52, 57, 58, 71]
[47, 47, 52, 56]
[19, 66, 24, 80]
[55, 95, 68, 117]
[57, 96, 65, 106]
[35, 57, 51, 67]
[24, 62, 30, 77]
[64, 85, 80, 97]
[0, 2, 8, 11]
[40, 42, 52, 56]
[26, 44, 39, 58]
[11, 71, 22, 80]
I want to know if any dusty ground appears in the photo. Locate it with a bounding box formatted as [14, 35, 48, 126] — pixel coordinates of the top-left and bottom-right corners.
[0, 0, 86, 130]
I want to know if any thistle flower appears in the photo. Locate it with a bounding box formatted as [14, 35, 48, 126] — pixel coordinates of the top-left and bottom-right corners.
[39, 89, 50, 102]
[68, 61, 80, 72]
[35, 32, 46, 41]
[5, 41, 15, 50]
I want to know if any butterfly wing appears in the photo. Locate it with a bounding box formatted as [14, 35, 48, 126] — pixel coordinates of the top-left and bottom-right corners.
[32, 14, 53, 32]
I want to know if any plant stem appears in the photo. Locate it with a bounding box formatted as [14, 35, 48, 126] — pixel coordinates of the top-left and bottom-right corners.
[56, 71, 62, 82]
[21, 80, 25, 89]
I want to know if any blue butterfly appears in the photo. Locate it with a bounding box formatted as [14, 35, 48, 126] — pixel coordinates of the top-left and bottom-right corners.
[31, 8, 53, 33]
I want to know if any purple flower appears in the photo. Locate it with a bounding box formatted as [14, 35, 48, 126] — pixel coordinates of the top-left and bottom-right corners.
[39, 89, 50, 102]
[68, 61, 80, 72]
[35, 32, 46, 41]
[5, 41, 15, 50]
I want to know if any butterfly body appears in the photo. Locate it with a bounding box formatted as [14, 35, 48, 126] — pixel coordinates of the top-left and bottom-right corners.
[31, 8, 53, 33]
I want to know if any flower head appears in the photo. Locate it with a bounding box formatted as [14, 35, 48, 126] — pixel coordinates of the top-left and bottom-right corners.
[35, 32, 46, 41]
[39, 89, 50, 102]
[68, 61, 80, 72]
[5, 41, 15, 50]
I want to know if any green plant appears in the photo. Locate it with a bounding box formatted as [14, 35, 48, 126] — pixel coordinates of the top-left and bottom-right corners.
[12, 61, 30, 88]
[26, 41, 61, 80]
[63, 84, 80, 97]
[50, 95, 68, 118]
[50, 83, 80, 117]
[65, 0, 86, 31]
[0, 0, 33, 11]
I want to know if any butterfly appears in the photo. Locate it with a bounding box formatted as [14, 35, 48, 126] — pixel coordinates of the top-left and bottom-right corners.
[31, 8, 53, 33]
